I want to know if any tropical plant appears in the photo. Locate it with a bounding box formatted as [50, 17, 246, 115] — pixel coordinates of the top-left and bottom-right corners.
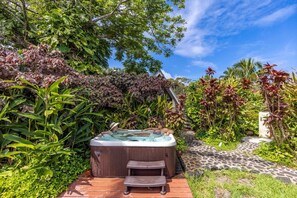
[284, 72, 297, 145]
[0, 77, 103, 168]
[0, 90, 26, 163]
[168, 77, 191, 96]
[0, 45, 171, 110]
[239, 90, 264, 135]
[255, 142, 297, 168]
[223, 58, 262, 81]
[104, 95, 174, 130]
[165, 95, 186, 133]
[0, 0, 186, 73]
[258, 64, 297, 159]
[258, 64, 290, 145]
[186, 68, 257, 141]
[0, 154, 89, 198]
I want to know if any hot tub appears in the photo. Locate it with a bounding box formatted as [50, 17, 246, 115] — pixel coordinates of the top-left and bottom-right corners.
[90, 130, 176, 178]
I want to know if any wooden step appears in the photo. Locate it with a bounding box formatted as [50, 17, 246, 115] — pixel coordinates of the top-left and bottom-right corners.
[127, 160, 165, 169]
[124, 176, 166, 187]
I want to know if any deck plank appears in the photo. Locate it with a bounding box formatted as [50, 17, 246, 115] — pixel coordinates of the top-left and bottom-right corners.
[59, 172, 193, 198]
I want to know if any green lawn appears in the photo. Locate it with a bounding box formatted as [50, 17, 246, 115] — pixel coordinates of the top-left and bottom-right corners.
[202, 137, 240, 151]
[187, 169, 297, 198]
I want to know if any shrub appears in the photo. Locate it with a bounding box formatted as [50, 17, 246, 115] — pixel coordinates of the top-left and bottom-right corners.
[0, 154, 89, 198]
[186, 68, 254, 141]
[258, 64, 297, 159]
[176, 136, 188, 153]
[165, 95, 186, 134]
[256, 64, 297, 163]
[0, 45, 171, 109]
[255, 142, 297, 168]
[239, 90, 263, 136]
[258, 64, 290, 145]
[0, 44, 177, 196]
[0, 78, 102, 167]
[284, 73, 297, 156]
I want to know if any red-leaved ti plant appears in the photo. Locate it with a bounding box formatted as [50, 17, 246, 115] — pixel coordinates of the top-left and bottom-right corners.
[196, 67, 246, 141]
[242, 78, 252, 89]
[206, 67, 215, 76]
[258, 63, 290, 145]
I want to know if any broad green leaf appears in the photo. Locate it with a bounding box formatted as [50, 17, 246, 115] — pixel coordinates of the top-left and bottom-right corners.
[0, 151, 26, 158]
[3, 80, 15, 83]
[74, 136, 92, 144]
[83, 47, 94, 56]
[34, 130, 52, 136]
[17, 113, 43, 121]
[83, 112, 103, 117]
[0, 117, 11, 123]
[49, 76, 67, 92]
[77, 123, 91, 133]
[51, 93, 74, 98]
[3, 134, 33, 145]
[11, 127, 34, 137]
[48, 124, 63, 134]
[7, 143, 35, 149]
[53, 150, 72, 155]
[51, 101, 75, 105]
[0, 102, 10, 118]
[10, 98, 26, 109]
[8, 85, 26, 89]
[69, 102, 86, 115]
[63, 121, 76, 127]
[19, 78, 37, 88]
[81, 117, 93, 123]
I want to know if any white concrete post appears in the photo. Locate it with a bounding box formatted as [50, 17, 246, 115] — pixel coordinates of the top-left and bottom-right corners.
[259, 112, 270, 138]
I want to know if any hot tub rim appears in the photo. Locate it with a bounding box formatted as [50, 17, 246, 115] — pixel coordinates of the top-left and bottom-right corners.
[90, 134, 176, 147]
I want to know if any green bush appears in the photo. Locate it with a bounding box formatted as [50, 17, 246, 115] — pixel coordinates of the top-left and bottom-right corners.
[0, 154, 89, 198]
[239, 90, 264, 136]
[186, 69, 262, 141]
[0, 77, 101, 164]
[176, 136, 188, 153]
[258, 65, 297, 158]
[255, 142, 297, 168]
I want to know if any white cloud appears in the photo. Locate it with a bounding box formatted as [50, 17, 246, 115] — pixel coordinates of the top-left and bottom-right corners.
[242, 43, 297, 71]
[191, 60, 217, 69]
[175, 0, 214, 57]
[254, 5, 297, 26]
[174, 1, 296, 58]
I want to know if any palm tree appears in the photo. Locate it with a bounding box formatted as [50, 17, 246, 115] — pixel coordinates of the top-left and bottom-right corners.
[223, 58, 262, 81]
[222, 67, 236, 78]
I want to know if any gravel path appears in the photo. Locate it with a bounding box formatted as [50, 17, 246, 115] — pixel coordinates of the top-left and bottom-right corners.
[181, 137, 297, 184]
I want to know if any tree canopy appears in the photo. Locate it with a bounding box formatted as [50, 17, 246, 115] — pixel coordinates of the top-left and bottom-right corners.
[0, 0, 185, 74]
[222, 58, 262, 81]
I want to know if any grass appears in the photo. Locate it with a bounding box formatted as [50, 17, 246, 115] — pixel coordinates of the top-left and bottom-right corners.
[202, 137, 240, 151]
[186, 169, 297, 198]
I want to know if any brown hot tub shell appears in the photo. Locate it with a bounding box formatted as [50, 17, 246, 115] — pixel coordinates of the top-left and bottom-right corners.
[90, 146, 176, 178]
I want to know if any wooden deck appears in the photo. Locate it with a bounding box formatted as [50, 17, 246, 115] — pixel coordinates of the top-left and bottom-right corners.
[59, 171, 193, 198]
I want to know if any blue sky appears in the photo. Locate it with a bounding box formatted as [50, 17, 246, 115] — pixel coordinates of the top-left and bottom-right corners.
[109, 0, 297, 80]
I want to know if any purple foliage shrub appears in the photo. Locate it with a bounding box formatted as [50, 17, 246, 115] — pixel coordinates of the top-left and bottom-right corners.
[0, 45, 170, 108]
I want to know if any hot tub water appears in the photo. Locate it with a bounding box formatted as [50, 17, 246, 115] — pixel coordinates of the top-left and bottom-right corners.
[98, 130, 171, 142]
